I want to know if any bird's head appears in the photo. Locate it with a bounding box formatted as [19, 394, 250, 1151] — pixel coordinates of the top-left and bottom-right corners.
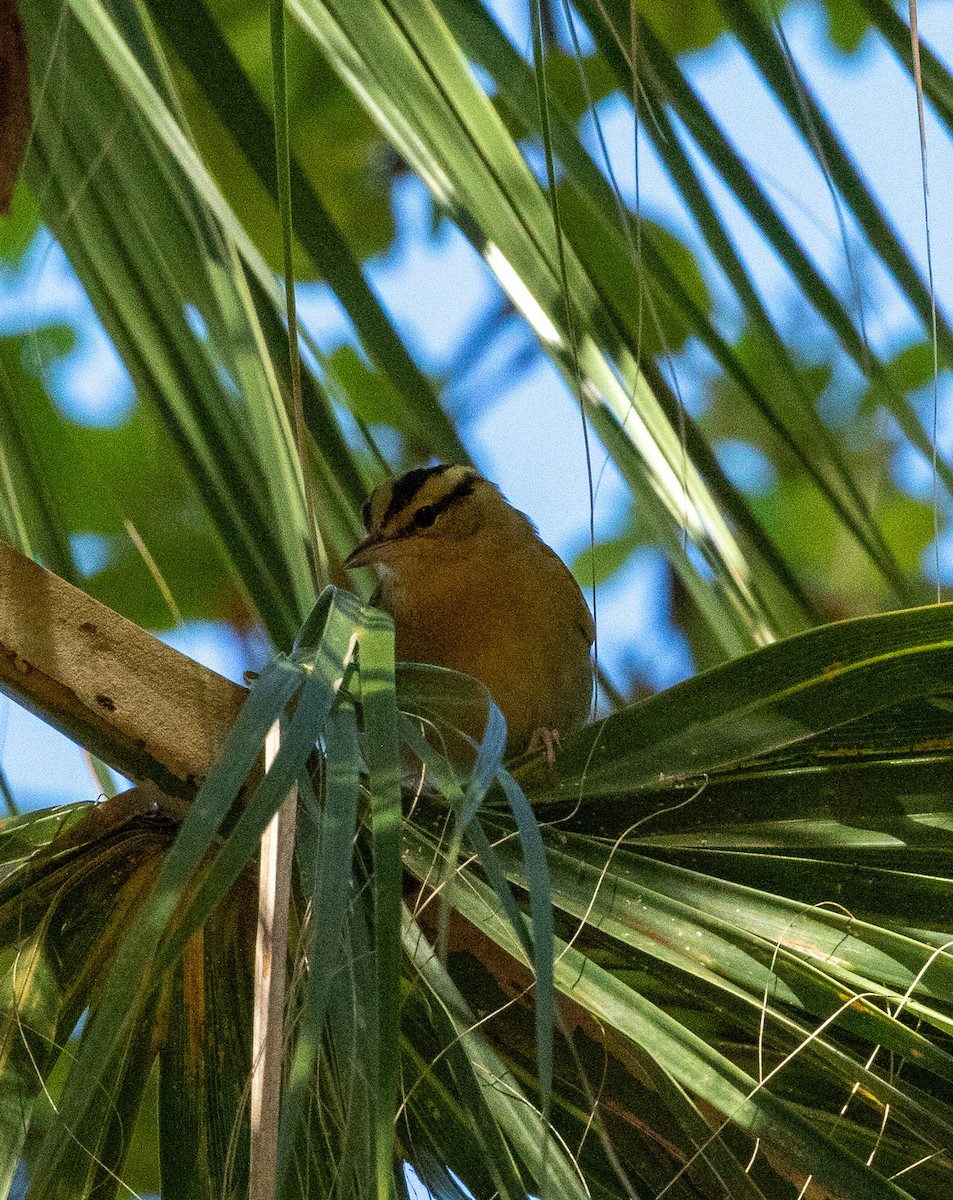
[345, 464, 519, 570]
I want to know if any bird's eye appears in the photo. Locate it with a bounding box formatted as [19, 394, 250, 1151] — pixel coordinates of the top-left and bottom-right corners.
[415, 504, 437, 529]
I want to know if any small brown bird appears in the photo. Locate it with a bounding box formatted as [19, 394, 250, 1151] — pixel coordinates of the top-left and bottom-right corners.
[345, 464, 594, 757]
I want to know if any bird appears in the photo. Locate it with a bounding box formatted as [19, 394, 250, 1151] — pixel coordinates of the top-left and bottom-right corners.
[344, 463, 594, 759]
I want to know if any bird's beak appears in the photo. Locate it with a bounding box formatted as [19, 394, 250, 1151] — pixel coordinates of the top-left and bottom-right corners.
[344, 534, 390, 570]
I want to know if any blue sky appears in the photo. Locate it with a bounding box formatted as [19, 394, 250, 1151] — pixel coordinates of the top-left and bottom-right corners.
[3, 1, 953, 810]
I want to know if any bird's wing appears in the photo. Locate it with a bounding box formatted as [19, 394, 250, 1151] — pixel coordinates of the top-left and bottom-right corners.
[542, 541, 595, 647]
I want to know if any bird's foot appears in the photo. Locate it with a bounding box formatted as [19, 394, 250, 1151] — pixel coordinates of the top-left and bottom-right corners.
[527, 727, 561, 765]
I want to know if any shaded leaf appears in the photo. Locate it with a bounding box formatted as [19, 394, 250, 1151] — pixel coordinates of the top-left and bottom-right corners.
[0, 0, 29, 214]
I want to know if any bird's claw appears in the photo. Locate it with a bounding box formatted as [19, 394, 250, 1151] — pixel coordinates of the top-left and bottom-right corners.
[528, 727, 561, 765]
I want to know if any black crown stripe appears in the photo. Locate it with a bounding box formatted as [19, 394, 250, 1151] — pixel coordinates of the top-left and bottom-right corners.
[382, 464, 450, 528]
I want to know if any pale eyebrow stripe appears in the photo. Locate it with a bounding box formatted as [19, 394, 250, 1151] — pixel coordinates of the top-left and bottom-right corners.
[382, 464, 449, 527]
